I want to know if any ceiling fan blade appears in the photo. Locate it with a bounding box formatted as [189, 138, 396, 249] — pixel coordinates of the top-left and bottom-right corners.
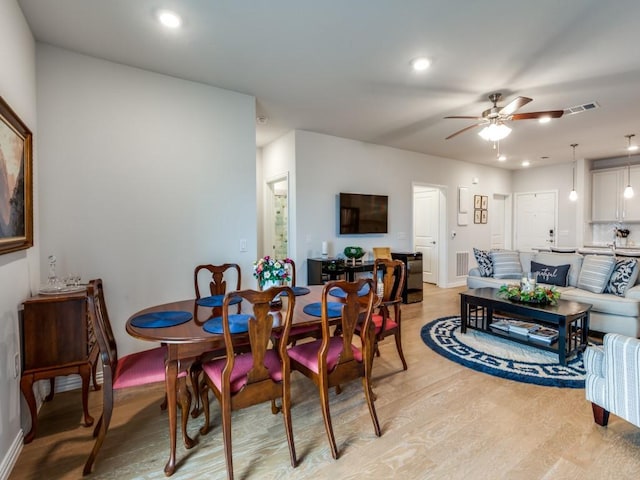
[510, 110, 564, 120]
[444, 115, 484, 120]
[445, 123, 484, 140]
[499, 96, 533, 116]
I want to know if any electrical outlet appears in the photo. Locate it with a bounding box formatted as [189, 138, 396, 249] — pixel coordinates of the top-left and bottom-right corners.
[239, 239, 247, 252]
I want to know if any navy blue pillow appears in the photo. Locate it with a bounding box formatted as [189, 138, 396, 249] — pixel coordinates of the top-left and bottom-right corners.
[530, 261, 570, 287]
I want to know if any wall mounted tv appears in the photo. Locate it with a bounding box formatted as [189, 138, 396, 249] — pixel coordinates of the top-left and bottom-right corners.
[339, 193, 388, 235]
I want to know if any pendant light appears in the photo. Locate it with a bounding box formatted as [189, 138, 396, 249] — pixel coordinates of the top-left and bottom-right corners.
[569, 143, 578, 201]
[624, 134, 635, 199]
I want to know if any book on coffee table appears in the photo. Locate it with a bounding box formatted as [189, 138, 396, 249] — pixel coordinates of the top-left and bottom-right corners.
[507, 321, 540, 336]
[528, 327, 559, 345]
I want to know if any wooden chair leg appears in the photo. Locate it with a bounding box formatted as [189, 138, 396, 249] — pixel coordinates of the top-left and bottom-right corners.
[592, 403, 610, 426]
[319, 381, 339, 459]
[199, 379, 212, 435]
[83, 388, 114, 475]
[394, 331, 408, 370]
[221, 397, 234, 480]
[362, 377, 381, 437]
[281, 379, 297, 468]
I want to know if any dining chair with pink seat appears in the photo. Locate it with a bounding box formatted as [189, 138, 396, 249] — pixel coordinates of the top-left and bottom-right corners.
[82, 279, 193, 476]
[198, 286, 297, 480]
[287, 278, 380, 459]
[357, 258, 407, 370]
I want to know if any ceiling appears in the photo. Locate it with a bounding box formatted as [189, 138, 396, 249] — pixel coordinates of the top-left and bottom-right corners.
[17, 0, 640, 170]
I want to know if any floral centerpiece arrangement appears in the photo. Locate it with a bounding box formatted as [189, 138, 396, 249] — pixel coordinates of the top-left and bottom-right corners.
[497, 283, 561, 305]
[253, 256, 292, 289]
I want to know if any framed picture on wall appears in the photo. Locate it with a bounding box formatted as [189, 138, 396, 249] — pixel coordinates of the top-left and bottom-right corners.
[474, 210, 481, 224]
[481, 195, 488, 209]
[474, 195, 481, 209]
[0, 96, 33, 255]
[481, 209, 488, 224]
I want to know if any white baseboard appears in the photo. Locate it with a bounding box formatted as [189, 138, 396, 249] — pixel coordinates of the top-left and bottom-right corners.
[0, 431, 23, 480]
[446, 278, 468, 288]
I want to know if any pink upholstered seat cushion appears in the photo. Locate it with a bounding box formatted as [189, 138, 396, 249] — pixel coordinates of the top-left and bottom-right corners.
[202, 350, 283, 393]
[371, 313, 398, 333]
[113, 346, 186, 390]
[288, 337, 362, 374]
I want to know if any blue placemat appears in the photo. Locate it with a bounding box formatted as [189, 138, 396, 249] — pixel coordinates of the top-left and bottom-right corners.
[303, 302, 343, 318]
[329, 283, 371, 299]
[202, 314, 253, 334]
[196, 295, 242, 307]
[130, 311, 192, 328]
[279, 286, 311, 297]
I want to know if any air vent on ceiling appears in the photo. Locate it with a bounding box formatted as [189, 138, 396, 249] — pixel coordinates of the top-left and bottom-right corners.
[564, 101, 599, 115]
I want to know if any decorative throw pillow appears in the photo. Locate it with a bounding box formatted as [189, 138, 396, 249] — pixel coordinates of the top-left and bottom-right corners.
[605, 258, 639, 296]
[491, 250, 523, 279]
[531, 261, 570, 287]
[577, 255, 616, 294]
[473, 248, 493, 277]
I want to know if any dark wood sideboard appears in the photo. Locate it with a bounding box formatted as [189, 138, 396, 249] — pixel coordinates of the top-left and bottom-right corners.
[20, 290, 99, 444]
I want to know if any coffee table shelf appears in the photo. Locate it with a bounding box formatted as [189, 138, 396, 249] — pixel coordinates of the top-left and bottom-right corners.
[460, 287, 592, 365]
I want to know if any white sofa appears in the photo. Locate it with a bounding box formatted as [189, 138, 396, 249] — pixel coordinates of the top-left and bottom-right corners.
[467, 251, 640, 337]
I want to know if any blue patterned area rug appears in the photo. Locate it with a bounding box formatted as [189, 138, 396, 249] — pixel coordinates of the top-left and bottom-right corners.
[421, 316, 585, 388]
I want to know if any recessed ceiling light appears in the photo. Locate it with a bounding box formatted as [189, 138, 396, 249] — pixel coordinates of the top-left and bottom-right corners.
[256, 116, 269, 125]
[538, 116, 551, 124]
[522, 160, 530, 167]
[498, 154, 507, 162]
[628, 144, 639, 151]
[410, 57, 431, 72]
[158, 10, 181, 28]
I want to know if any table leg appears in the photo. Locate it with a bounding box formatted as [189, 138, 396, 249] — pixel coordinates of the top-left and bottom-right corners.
[460, 296, 468, 333]
[164, 358, 178, 476]
[558, 319, 567, 366]
[79, 363, 95, 427]
[20, 374, 37, 444]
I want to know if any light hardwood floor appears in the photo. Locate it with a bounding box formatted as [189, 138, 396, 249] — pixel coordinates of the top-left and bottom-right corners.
[10, 285, 640, 479]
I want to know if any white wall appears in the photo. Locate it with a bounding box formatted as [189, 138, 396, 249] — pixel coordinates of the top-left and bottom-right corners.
[512, 162, 582, 247]
[36, 45, 257, 356]
[0, 0, 37, 475]
[290, 130, 512, 286]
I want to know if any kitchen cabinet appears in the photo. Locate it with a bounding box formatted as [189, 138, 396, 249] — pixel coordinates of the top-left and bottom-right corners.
[592, 166, 640, 222]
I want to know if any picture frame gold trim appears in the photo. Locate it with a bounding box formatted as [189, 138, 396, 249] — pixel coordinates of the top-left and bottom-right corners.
[0, 96, 33, 255]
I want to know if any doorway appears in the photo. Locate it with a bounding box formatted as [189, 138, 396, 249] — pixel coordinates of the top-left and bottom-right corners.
[491, 193, 510, 250]
[514, 191, 557, 252]
[413, 185, 442, 285]
[266, 176, 289, 258]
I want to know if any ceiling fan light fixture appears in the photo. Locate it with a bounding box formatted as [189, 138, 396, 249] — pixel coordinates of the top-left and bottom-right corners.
[478, 123, 511, 142]
[410, 57, 431, 72]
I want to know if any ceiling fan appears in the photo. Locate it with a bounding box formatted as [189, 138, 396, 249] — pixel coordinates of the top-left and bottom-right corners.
[444, 93, 564, 140]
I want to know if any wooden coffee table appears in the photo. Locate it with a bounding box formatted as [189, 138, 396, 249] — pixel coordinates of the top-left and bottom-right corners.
[460, 287, 592, 365]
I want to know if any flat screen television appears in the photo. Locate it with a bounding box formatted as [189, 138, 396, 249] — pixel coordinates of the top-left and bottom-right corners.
[339, 193, 388, 234]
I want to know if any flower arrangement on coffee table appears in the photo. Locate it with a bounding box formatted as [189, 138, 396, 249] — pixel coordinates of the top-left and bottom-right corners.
[253, 256, 292, 289]
[497, 283, 561, 305]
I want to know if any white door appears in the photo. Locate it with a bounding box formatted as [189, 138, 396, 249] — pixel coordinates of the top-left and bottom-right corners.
[414, 188, 439, 284]
[515, 192, 557, 251]
[491, 194, 506, 249]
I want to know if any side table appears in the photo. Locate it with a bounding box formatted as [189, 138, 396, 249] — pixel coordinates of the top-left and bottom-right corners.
[20, 290, 99, 443]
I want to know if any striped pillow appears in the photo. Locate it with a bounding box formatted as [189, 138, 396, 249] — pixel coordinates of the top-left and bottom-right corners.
[577, 255, 616, 294]
[491, 251, 523, 279]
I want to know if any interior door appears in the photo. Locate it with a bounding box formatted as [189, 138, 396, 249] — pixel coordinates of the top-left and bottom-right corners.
[267, 178, 288, 258]
[491, 194, 506, 249]
[414, 187, 439, 284]
[515, 192, 557, 252]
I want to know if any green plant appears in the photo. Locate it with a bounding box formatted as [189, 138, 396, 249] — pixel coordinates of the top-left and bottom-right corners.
[343, 246, 365, 259]
[497, 283, 560, 305]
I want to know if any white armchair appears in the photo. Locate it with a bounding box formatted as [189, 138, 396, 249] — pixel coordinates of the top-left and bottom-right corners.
[584, 333, 640, 428]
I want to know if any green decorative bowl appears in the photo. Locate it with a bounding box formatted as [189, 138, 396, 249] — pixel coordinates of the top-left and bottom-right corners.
[344, 246, 365, 259]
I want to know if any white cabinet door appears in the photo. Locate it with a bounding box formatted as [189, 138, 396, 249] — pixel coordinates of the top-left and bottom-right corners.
[592, 169, 622, 222]
[622, 165, 640, 221]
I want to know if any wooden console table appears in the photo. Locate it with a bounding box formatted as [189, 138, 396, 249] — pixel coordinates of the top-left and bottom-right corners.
[20, 290, 99, 444]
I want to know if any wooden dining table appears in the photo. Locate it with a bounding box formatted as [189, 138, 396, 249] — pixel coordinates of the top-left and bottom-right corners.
[126, 285, 328, 476]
